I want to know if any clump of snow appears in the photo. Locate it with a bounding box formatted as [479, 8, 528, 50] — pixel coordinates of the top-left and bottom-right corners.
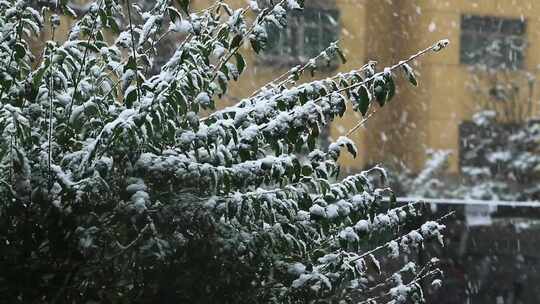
[170, 19, 193, 34]
[388, 240, 399, 258]
[326, 204, 339, 219]
[288, 262, 306, 276]
[309, 204, 326, 218]
[431, 279, 442, 289]
[354, 219, 371, 233]
[339, 227, 359, 243]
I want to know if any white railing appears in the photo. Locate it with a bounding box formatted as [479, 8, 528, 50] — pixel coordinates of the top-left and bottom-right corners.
[395, 197, 540, 208]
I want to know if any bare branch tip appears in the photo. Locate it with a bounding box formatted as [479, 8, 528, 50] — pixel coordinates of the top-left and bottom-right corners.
[432, 39, 450, 52]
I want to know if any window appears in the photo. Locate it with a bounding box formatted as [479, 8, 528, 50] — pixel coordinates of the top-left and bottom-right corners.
[460, 15, 526, 70]
[263, 6, 340, 66]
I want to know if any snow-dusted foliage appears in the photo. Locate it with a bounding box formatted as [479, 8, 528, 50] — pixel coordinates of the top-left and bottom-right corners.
[0, 0, 449, 302]
[391, 149, 452, 198]
[457, 110, 540, 201]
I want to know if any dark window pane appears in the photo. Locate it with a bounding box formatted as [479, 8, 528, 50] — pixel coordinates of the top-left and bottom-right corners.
[461, 15, 487, 31]
[460, 15, 526, 70]
[262, 7, 340, 65]
[304, 9, 340, 57]
[501, 19, 526, 35]
[304, 23, 321, 58]
[265, 24, 289, 57]
[462, 15, 526, 35]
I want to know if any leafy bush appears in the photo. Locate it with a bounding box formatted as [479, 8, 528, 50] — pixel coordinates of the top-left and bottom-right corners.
[389, 149, 451, 199]
[457, 111, 540, 201]
[0, 0, 449, 302]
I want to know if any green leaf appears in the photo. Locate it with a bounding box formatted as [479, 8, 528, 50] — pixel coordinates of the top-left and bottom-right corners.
[320, 180, 330, 195]
[373, 77, 387, 107]
[293, 159, 302, 180]
[217, 26, 230, 42]
[336, 47, 347, 64]
[311, 123, 320, 137]
[309, 65, 316, 77]
[335, 94, 346, 117]
[78, 41, 100, 53]
[235, 53, 246, 75]
[218, 75, 228, 95]
[230, 34, 243, 50]
[32, 64, 48, 90]
[220, 64, 230, 81]
[389, 191, 397, 205]
[302, 165, 313, 176]
[168, 6, 181, 23]
[99, 9, 108, 27]
[292, 67, 301, 81]
[356, 85, 370, 116]
[83, 102, 99, 116]
[307, 135, 316, 150]
[366, 254, 381, 275]
[174, 91, 187, 115]
[276, 98, 287, 111]
[239, 149, 250, 161]
[108, 16, 120, 33]
[250, 38, 262, 54]
[261, 159, 273, 170]
[95, 31, 105, 42]
[223, 173, 231, 193]
[402, 63, 418, 86]
[294, 137, 304, 153]
[0, 76, 12, 91]
[230, 127, 238, 145]
[345, 142, 357, 158]
[14, 43, 25, 60]
[385, 75, 396, 102]
[124, 56, 137, 72]
[125, 88, 138, 108]
[299, 90, 308, 105]
[354, 178, 364, 192]
[177, 0, 190, 14]
[287, 128, 298, 144]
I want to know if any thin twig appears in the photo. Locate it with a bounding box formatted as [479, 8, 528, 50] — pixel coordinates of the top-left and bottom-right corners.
[357, 269, 442, 304]
[346, 106, 378, 136]
[345, 42, 446, 136]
